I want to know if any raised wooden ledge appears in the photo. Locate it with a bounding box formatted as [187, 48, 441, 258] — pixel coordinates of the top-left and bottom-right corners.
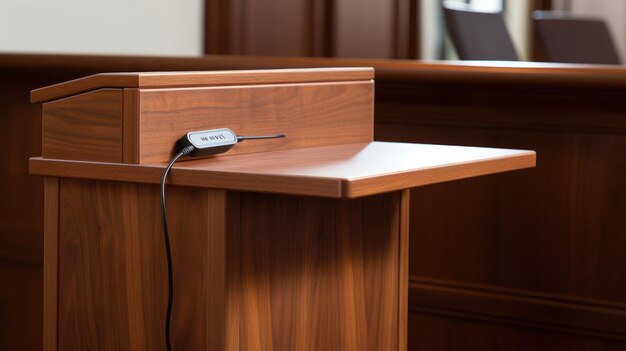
[30, 67, 374, 103]
[30, 142, 535, 198]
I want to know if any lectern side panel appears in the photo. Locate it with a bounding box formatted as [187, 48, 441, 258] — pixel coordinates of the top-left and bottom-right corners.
[137, 81, 374, 163]
[43, 177, 59, 351]
[57, 179, 214, 350]
[42, 89, 124, 162]
[227, 192, 402, 351]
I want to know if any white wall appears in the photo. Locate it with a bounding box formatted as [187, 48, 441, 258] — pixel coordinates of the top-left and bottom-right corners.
[0, 0, 203, 56]
[505, 0, 532, 60]
[570, 0, 626, 61]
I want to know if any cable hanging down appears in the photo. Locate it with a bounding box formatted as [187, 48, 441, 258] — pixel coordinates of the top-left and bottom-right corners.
[160, 130, 284, 350]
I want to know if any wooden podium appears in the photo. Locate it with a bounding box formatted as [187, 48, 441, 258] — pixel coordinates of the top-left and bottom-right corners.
[30, 68, 535, 350]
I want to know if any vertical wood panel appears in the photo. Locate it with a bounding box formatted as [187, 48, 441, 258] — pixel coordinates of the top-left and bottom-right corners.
[333, 0, 396, 58]
[398, 189, 410, 350]
[57, 180, 211, 350]
[43, 177, 59, 351]
[204, 0, 421, 58]
[229, 192, 402, 350]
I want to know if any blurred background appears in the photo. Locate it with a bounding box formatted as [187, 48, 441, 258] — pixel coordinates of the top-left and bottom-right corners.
[0, 0, 623, 61]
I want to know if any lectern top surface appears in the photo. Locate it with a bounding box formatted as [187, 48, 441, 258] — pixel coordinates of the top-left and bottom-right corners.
[30, 142, 535, 198]
[30, 67, 374, 103]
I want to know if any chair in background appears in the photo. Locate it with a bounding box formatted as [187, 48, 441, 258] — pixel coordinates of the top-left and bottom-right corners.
[442, 1, 519, 61]
[533, 11, 622, 65]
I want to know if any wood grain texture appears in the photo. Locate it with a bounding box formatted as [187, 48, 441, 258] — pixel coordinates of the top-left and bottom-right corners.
[12, 53, 626, 349]
[408, 277, 626, 341]
[0, 71, 46, 351]
[398, 189, 410, 351]
[43, 177, 59, 351]
[57, 179, 212, 350]
[31, 68, 374, 103]
[226, 191, 403, 350]
[373, 72, 626, 349]
[10, 53, 626, 95]
[42, 89, 123, 162]
[122, 89, 141, 163]
[204, 0, 420, 59]
[408, 312, 626, 351]
[30, 142, 535, 199]
[54, 177, 407, 350]
[136, 81, 374, 163]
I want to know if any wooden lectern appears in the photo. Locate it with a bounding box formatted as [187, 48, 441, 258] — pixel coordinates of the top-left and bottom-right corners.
[29, 68, 535, 350]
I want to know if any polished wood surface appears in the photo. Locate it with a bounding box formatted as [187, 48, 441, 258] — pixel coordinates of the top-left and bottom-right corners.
[373, 68, 626, 348]
[5, 52, 623, 349]
[227, 191, 403, 350]
[52, 178, 408, 350]
[57, 179, 211, 350]
[135, 81, 373, 163]
[43, 177, 59, 351]
[30, 142, 535, 198]
[42, 89, 123, 162]
[31, 68, 374, 103]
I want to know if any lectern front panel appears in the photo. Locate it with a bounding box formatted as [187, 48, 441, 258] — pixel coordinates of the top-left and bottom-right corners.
[55, 178, 407, 350]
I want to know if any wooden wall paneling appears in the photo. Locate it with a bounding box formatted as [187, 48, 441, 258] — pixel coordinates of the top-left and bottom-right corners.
[42, 89, 124, 162]
[205, 0, 328, 56]
[408, 312, 626, 351]
[0, 74, 45, 351]
[332, 0, 396, 58]
[204, 0, 420, 58]
[205, 0, 234, 54]
[374, 82, 626, 349]
[408, 277, 626, 341]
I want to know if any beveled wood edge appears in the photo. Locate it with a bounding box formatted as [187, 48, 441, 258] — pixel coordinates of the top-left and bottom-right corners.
[29, 157, 344, 198]
[43, 177, 59, 351]
[30, 67, 375, 103]
[343, 151, 536, 198]
[28, 151, 535, 199]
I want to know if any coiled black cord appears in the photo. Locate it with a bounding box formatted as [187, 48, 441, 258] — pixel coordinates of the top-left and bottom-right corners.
[160, 145, 194, 351]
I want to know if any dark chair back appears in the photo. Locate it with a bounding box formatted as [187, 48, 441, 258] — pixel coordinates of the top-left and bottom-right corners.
[533, 11, 622, 65]
[443, 2, 519, 61]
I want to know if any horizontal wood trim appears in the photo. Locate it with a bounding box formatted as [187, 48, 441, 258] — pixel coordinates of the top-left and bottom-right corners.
[3, 53, 625, 96]
[31, 67, 374, 103]
[29, 142, 535, 199]
[375, 90, 626, 135]
[409, 277, 626, 341]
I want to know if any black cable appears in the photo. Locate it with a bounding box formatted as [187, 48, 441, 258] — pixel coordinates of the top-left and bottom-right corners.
[160, 145, 194, 351]
[159, 132, 282, 350]
[237, 133, 285, 142]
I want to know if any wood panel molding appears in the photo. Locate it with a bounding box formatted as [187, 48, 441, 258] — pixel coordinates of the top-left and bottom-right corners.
[409, 277, 626, 341]
[204, 0, 420, 58]
[375, 86, 626, 135]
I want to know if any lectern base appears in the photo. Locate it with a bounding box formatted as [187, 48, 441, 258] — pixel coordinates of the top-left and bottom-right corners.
[47, 178, 409, 350]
